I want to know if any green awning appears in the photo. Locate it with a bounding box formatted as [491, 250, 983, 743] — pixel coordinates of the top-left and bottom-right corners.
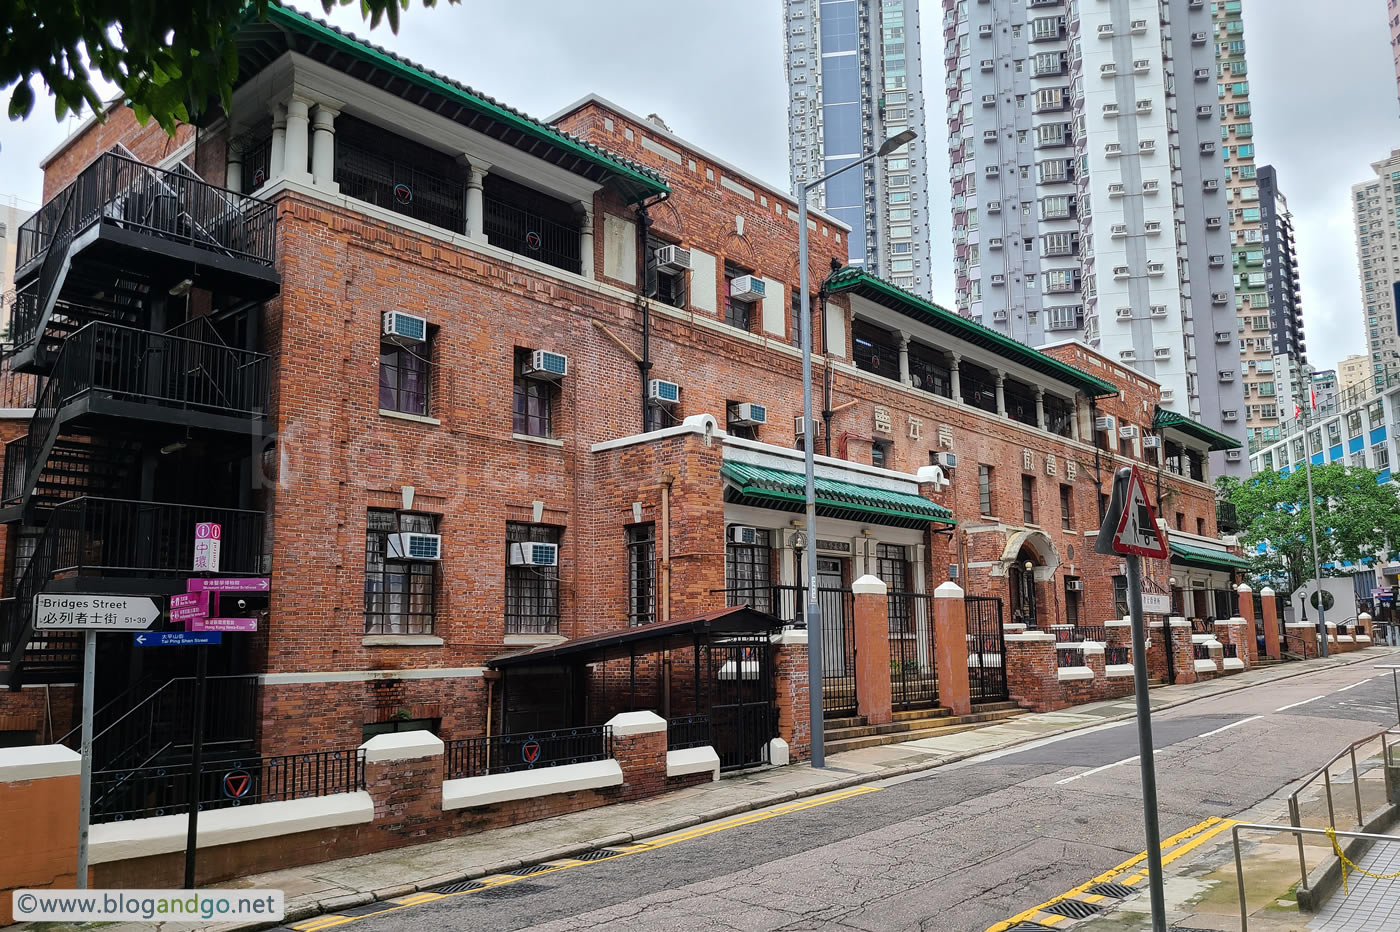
[720, 462, 954, 529]
[825, 268, 1120, 399]
[1169, 540, 1252, 572]
[1153, 406, 1243, 452]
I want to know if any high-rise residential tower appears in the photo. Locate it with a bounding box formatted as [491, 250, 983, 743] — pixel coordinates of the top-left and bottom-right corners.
[1339, 354, 1370, 396]
[1352, 149, 1400, 392]
[943, 0, 1246, 467]
[784, 0, 932, 294]
[1256, 165, 1306, 440]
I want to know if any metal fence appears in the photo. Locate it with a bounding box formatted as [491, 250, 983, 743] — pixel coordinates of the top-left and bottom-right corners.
[335, 140, 465, 234]
[965, 594, 1008, 702]
[1049, 624, 1105, 643]
[483, 195, 582, 275]
[1056, 646, 1086, 669]
[443, 726, 612, 780]
[91, 748, 364, 822]
[1105, 646, 1131, 665]
[667, 714, 712, 751]
[888, 590, 937, 710]
[1193, 643, 1214, 660]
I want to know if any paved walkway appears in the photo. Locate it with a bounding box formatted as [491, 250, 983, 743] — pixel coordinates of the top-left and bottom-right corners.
[37, 649, 1393, 932]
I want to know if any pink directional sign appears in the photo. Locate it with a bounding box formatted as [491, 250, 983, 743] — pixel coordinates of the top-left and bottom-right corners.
[189, 616, 258, 632]
[193, 522, 222, 573]
[186, 577, 270, 593]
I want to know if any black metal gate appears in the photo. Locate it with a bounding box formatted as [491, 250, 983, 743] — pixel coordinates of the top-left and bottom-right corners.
[707, 637, 775, 770]
[889, 591, 938, 709]
[814, 586, 858, 716]
[965, 595, 1009, 702]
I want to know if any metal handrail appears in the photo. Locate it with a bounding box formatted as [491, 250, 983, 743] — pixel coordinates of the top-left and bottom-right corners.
[1288, 727, 1400, 851]
[1232, 822, 1400, 931]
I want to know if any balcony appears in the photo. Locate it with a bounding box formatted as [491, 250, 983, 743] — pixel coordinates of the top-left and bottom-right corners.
[483, 177, 583, 276]
[1216, 499, 1241, 533]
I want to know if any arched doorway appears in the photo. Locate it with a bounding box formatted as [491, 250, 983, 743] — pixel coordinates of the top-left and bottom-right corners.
[1000, 530, 1061, 630]
[1010, 546, 1041, 628]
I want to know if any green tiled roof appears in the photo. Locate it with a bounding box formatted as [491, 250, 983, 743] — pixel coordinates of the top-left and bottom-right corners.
[824, 268, 1120, 398]
[1153, 406, 1243, 452]
[720, 462, 954, 529]
[240, 6, 670, 204]
[1169, 540, 1252, 571]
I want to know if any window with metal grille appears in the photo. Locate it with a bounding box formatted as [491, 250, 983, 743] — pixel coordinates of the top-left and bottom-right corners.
[647, 233, 687, 309]
[513, 348, 558, 438]
[506, 523, 561, 634]
[1060, 484, 1073, 530]
[876, 544, 909, 591]
[380, 330, 433, 417]
[978, 465, 994, 515]
[871, 441, 890, 469]
[627, 524, 656, 626]
[723, 260, 754, 330]
[364, 510, 438, 635]
[725, 529, 772, 613]
[1064, 578, 1081, 626]
[1022, 475, 1036, 524]
[1112, 575, 1129, 619]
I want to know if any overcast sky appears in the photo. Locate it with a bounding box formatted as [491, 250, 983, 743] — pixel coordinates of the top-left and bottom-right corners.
[0, 0, 1394, 371]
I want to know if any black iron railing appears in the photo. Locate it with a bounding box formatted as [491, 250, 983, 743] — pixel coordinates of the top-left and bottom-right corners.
[1216, 499, 1240, 533]
[1105, 646, 1131, 665]
[888, 590, 937, 709]
[1056, 646, 1086, 668]
[91, 748, 364, 823]
[1222, 643, 1239, 659]
[443, 726, 612, 780]
[1049, 624, 1105, 643]
[335, 141, 465, 234]
[1191, 618, 1216, 635]
[1193, 643, 1215, 660]
[965, 594, 1009, 702]
[483, 195, 582, 275]
[667, 714, 713, 751]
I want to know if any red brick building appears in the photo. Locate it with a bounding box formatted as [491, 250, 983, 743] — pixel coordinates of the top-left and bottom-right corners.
[0, 7, 1245, 783]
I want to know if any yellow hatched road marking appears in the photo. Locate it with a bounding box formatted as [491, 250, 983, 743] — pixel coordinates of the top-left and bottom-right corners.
[390, 892, 443, 906]
[291, 917, 351, 932]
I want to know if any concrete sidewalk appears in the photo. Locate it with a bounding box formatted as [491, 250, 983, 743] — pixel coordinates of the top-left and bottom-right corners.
[43, 648, 1395, 932]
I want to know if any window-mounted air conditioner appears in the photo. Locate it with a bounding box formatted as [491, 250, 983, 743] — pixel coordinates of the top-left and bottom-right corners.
[524, 349, 568, 380]
[1119, 425, 1140, 439]
[729, 275, 766, 301]
[794, 416, 825, 439]
[1096, 415, 1117, 432]
[1143, 435, 1161, 449]
[728, 402, 768, 426]
[383, 311, 428, 346]
[648, 379, 681, 404]
[387, 533, 442, 561]
[935, 452, 958, 469]
[653, 244, 692, 272]
[729, 525, 761, 545]
[1150, 305, 1168, 318]
[1065, 579, 1085, 592]
[1153, 347, 1171, 360]
[508, 541, 558, 567]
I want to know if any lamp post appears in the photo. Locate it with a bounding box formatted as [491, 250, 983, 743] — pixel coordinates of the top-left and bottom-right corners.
[798, 128, 917, 768]
[1299, 365, 1328, 658]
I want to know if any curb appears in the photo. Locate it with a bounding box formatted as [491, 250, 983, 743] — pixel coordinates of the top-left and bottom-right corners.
[226, 648, 1393, 931]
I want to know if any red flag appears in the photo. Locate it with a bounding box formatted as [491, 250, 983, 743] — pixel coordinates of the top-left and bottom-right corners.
[1294, 402, 1302, 420]
[1310, 385, 1317, 410]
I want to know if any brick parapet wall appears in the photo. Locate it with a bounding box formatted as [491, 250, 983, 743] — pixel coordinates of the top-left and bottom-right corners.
[772, 633, 810, 763]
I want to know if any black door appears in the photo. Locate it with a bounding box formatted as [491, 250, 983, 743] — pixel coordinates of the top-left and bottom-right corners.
[707, 637, 775, 770]
[966, 595, 1009, 702]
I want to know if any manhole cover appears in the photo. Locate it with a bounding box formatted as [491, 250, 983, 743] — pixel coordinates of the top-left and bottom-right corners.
[429, 880, 487, 894]
[1043, 899, 1103, 920]
[1087, 881, 1137, 898]
[509, 864, 555, 875]
[576, 848, 624, 861]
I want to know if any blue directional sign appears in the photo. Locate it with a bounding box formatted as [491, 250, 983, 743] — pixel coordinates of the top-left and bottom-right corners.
[133, 631, 223, 647]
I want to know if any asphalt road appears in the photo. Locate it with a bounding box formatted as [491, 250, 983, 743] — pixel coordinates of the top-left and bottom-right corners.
[339, 663, 1400, 932]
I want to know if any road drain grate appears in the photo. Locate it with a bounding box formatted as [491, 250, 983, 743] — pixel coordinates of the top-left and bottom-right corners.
[575, 848, 624, 861]
[1043, 899, 1103, 920]
[428, 880, 488, 895]
[509, 864, 556, 875]
[1087, 881, 1137, 898]
[1007, 923, 1058, 932]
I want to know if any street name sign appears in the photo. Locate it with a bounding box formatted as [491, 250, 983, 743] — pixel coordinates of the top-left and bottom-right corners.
[189, 616, 258, 633]
[134, 631, 223, 647]
[1141, 592, 1171, 614]
[170, 591, 208, 622]
[34, 595, 160, 630]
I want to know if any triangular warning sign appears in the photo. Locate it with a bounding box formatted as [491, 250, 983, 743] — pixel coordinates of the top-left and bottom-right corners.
[1111, 465, 1169, 559]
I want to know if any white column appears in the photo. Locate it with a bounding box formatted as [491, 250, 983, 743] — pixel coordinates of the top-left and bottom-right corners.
[464, 161, 489, 242]
[281, 96, 312, 185]
[269, 105, 287, 181]
[949, 352, 963, 404]
[994, 369, 1007, 418]
[579, 201, 595, 279]
[1034, 388, 1047, 431]
[898, 331, 912, 386]
[310, 104, 339, 192]
[1071, 397, 1083, 441]
[225, 142, 243, 195]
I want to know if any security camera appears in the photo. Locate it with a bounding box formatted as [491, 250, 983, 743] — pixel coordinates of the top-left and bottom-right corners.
[236, 599, 248, 611]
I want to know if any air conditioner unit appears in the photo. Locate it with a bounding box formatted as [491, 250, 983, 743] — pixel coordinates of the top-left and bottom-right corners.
[1130, 18, 1147, 32]
[1196, 105, 1213, 119]
[1209, 254, 1226, 267]
[1139, 140, 1156, 153]
[1159, 389, 1175, 402]
[1153, 347, 1171, 360]
[1194, 68, 1210, 80]
[1150, 305, 1168, 318]
[935, 452, 958, 469]
[729, 525, 761, 545]
[1222, 409, 1239, 421]
[1215, 331, 1232, 344]
[1096, 415, 1116, 432]
[1203, 178, 1220, 190]
[1108, 183, 1125, 197]
[729, 275, 766, 301]
[1096, 23, 1114, 36]
[1212, 292, 1229, 304]
[987, 200, 1002, 213]
[1143, 179, 1160, 193]
[1113, 266, 1131, 279]
[1206, 217, 1222, 229]
[986, 164, 1001, 176]
[1191, 31, 1207, 43]
[1100, 63, 1117, 76]
[1219, 369, 1236, 382]
[981, 59, 995, 71]
[648, 378, 681, 404]
[1135, 99, 1152, 113]
[793, 415, 825, 438]
[1225, 450, 1243, 462]
[728, 402, 768, 426]
[991, 274, 1006, 285]
[508, 541, 558, 567]
[1144, 221, 1162, 234]
[982, 94, 996, 106]
[1105, 143, 1123, 157]
[993, 309, 1009, 321]
[1103, 103, 1120, 117]
[1065, 579, 1085, 592]
[1116, 307, 1133, 320]
[983, 130, 998, 141]
[524, 349, 569, 380]
[387, 532, 442, 561]
[1147, 263, 1165, 276]
[988, 237, 1004, 249]
[1142, 435, 1161, 449]
[1119, 425, 1140, 439]
[653, 244, 692, 272]
[1120, 350, 1138, 362]
[1111, 224, 1128, 237]
[979, 24, 993, 36]
[382, 311, 428, 346]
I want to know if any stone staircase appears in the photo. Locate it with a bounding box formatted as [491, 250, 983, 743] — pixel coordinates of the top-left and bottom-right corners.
[823, 701, 1028, 755]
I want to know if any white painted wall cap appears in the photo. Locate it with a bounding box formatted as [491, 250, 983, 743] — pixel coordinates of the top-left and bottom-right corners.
[606, 710, 668, 736]
[1236, 583, 1254, 593]
[360, 730, 444, 763]
[1260, 587, 1276, 596]
[851, 574, 887, 595]
[0, 743, 81, 782]
[934, 581, 965, 598]
[443, 759, 623, 810]
[771, 628, 808, 646]
[666, 746, 720, 780]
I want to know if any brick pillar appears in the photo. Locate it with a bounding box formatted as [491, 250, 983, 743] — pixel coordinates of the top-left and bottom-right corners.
[1261, 586, 1281, 660]
[605, 712, 668, 800]
[1004, 631, 1060, 712]
[771, 629, 810, 763]
[852, 575, 893, 725]
[1083, 643, 1108, 700]
[1359, 612, 1374, 648]
[1145, 620, 1168, 683]
[1169, 616, 1198, 684]
[933, 581, 972, 716]
[1236, 584, 1257, 666]
[0, 746, 81, 923]
[363, 731, 444, 845]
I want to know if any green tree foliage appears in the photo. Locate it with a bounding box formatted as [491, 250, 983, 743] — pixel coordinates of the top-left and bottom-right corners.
[1219, 465, 1400, 596]
[3, 0, 453, 134]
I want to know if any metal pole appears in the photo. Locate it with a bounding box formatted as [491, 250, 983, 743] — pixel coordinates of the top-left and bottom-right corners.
[184, 644, 209, 889]
[1301, 382, 1328, 657]
[1234, 823, 1249, 932]
[1125, 554, 1167, 932]
[76, 630, 96, 889]
[798, 181, 825, 769]
[1351, 745, 1364, 828]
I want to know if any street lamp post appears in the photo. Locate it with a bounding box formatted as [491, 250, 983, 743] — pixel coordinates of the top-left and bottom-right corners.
[797, 128, 917, 768]
[1300, 366, 1328, 658]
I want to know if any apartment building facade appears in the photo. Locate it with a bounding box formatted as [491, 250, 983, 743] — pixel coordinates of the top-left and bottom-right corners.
[943, 0, 1247, 472]
[1352, 149, 1400, 392]
[784, 0, 933, 294]
[1256, 164, 1306, 444]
